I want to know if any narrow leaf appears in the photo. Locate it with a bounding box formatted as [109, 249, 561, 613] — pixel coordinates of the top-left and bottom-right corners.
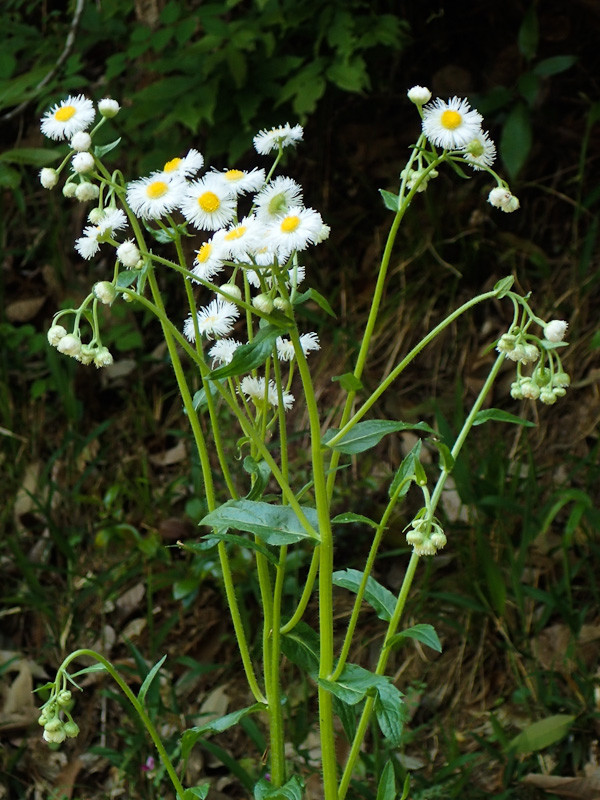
[324, 420, 434, 455]
[379, 188, 400, 211]
[293, 287, 336, 317]
[94, 137, 122, 158]
[138, 655, 167, 705]
[493, 275, 514, 298]
[533, 55, 577, 77]
[181, 702, 267, 760]
[509, 714, 575, 754]
[473, 408, 536, 427]
[331, 512, 379, 528]
[376, 761, 396, 800]
[389, 439, 422, 498]
[243, 456, 271, 501]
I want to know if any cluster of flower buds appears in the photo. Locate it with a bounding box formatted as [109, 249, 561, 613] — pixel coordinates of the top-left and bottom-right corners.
[47, 323, 113, 368]
[405, 515, 447, 557]
[37, 689, 79, 745]
[498, 319, 569, 405]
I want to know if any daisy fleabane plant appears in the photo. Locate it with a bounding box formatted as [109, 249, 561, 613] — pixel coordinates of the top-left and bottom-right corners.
[36, 86, 569, 800]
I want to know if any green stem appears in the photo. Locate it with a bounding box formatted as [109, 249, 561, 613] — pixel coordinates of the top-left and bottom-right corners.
[57, 649, 185, 799]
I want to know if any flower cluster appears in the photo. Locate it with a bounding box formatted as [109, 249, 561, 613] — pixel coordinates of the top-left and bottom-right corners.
[497, 319, 570, 405]
[37, 689, 79, 745]
[407, 86, 518, 212]
[405, 515, 447, 557]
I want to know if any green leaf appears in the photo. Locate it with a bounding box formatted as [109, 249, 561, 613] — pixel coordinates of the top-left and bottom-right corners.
[379, 188, 400, 211]
[332, 568, 397, 622]
[199, 531, 279, 565]
[376, 761, 396, 800]
[94, 138, 122, 159]
[254, 775, 304, 800]
[243, 456, 271, 501]
[324, 420, 434, 455]
[138, 655, 167, 705]
[199, 499, 320, 544]
[331, 372, 364, 392]
[374, 680, 407, 746]
[281, 622, 320, 676]
[115, 271, 138, 289]
[0, 163, 20, 189]
[431, 439, 454, 472]
[293, 287, 336, 317]
[0, 147, 62, 166]
[509, 714, 575, 754]
[331, 512, 378, 528]
[473, 408, 536, 427]
[209, 324, 284, 379]
[191, 380, 223, 413]
[389, 439, 422, 498]
[386, 623, 442, 653]
[319, 663, 375, 705]
[533, 55, 577, 77]
[182, 785, 211, 800]
[501, 102, 532, 179]
[181, 702, 267, 760]
[493, 275, 514, 298]
[518, 5, 538, 60]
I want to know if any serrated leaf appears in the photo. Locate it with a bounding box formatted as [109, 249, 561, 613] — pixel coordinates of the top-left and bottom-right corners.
[209, 324, 284, 379]
[293, 287, 336, 317]
[254, 775, 304, 800]
[493, 275, 514, 298]
[509, 714, 575, 754]
[379, 188, 400, 211]
[181, 702, 267, 760]
[200, 499, 320, 544]
[374, 680, 407, 746]
[324, 420, 434, 455]
[138, 655, 167, 705]
[333, 568, 397, 622]
[331, 372, 364, 392]
[94, 137, 122, 159]
[386, 623, 442, 653]
[473, 408, 536, 427]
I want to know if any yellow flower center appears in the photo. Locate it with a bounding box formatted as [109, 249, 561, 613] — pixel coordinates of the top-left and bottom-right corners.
[196, 243, 212, 263]
[440, 109, 462, 130]
[281, 215, 300, 233]
[146, 180, 169, 199]
[164, 157, 182, 172]
[225, 169, 244, 182]
[225, 226, 246, 241]
[198, 191, 220, 213]
[55, 105, 76, 122]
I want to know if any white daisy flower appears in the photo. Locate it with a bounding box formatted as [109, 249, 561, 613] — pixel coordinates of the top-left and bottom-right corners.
[265, 206, 324, 260]
[75, 226, 102, 260]
[41, 95, 96, 141]
[180, 174, 237, 231]
[422, 97, 483, 149]
[462, 130, 496, 171]
[97, 207, 128, 235]
[162, 149, 204, 179]
[191, 236, 227, 282]
[126, 174, 186, 219]
[208, 338, 242, 366]
[254, 176, 303, 221]
[239, 376, 294, 410]
[276, 332, 320, 361]
[219, 216, 265, 259]
[211, 167, 266, 196]
[253, 123, 303, 155]
[183, 298, 240, 341]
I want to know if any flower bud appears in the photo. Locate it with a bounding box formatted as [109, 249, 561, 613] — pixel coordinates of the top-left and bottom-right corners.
[47, 324, 67, 346]
[63, 182, 77, 198]
[496, 333, 517, 353]
[273, 297, 291, 313]
[57, 333, 82, 357]
[543, 319, 568, 342]
[94, 347, 114, 368]
[56, 690, 72, 707]
[75, 182, 99, 202]
[488, 187, 520, 212]
[116, 239, 141, 268]
[553, 371, 570, 387]
[63, 720, 80, 738]
[88, 207, 105, 225]
[70, 131, 92, 152]
[40, 167, 59, 190]
[72, 152, 95, 174]
[407, 85, 432, 105]
[219, 283, 242, 301]
[520, 380, 540, 400]
[93, 281, 117, 305]
[98, 98, 120, 118]
[539, 388, 557, 405]
[252, 293, 274, 314]
[510, 380, 524, 400]
[43, 726, 66, 744]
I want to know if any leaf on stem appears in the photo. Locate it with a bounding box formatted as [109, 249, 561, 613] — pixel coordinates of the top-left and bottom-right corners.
[254, 774, 305, 800]
[493, 275, 514, 298]
[243, 456, 271, 501]
[331, 512, 379, 528]
[209, 324, 285, 380]
[182, 785, 211, 800]
[292, 287, 336, 317]
[199, 499, 320, 544]
[509, 714, 576, 754]
[182, 702, 268, 759]
[324, 420, 434, 455]
[472, 408, 536, 427]
[198, 531, 279, 565]
[379, 188, 400, 211]
[331, 372, 364, 392]
[281, 622, 320, 676]
[138, 654, 167, 705]
[332, 568, 397, 622]
[376, 762, 396, 800]
[386, 623, 442, 653]
[388, 439, 422, 497]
